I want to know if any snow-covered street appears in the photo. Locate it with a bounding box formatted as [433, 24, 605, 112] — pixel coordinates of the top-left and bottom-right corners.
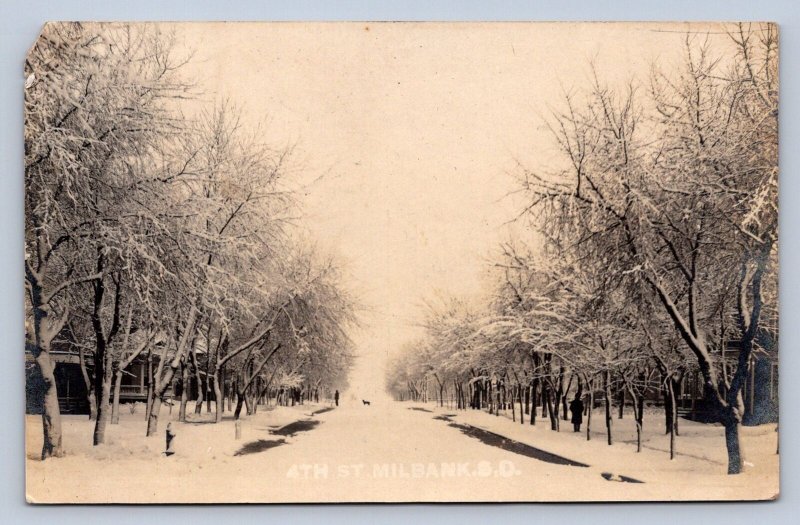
[26, 399, 779, 503]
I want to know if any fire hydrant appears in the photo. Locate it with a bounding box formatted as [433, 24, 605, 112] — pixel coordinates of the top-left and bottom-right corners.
[165, 423, 176, 456]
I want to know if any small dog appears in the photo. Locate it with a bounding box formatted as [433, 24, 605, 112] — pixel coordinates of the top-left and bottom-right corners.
[362, 399, 371, 406]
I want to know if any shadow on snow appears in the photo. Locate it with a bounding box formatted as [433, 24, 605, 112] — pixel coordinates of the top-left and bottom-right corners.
[432, 413, 589, 467]
[601, 472, 644, 483]
[234, 438, 287, 456]
[270, 419, 321, 437]
[233, 418, 322, 456]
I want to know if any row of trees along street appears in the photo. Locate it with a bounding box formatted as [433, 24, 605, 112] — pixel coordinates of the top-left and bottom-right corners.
[386, 24, 778, 475]
[25, 23, 356, 459]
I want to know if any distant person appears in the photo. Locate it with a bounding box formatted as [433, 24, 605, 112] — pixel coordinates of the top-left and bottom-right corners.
[569, 394, 584, 432]
[334, 390, 339, 407]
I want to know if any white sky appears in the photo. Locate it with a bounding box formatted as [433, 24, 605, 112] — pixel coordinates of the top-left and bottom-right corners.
[175, 22, 720, 398]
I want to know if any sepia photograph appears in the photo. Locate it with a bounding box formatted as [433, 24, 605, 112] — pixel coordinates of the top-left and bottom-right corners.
[23, 21, 779, 503]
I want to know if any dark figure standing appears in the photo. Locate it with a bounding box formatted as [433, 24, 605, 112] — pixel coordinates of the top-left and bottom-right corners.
[334, 390, 340, 407]
[569, 395, 584, 432]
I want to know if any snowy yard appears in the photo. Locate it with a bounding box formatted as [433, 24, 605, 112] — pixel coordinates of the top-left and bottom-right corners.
[421, 402, 779, 500]
[26, 400, 778, 503]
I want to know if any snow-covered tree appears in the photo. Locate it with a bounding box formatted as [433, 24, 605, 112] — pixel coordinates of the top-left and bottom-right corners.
[518, 24, 777, 474]
[25, 22, 192, 456]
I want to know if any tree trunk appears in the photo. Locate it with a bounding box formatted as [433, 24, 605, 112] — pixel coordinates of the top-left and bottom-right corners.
[603, 371, 613, 446]
[587, 386, 594, 441]
[79, 348, 97, 421]
[627, 385, 644, 453]
[667, 377, 677, 459]
[92, 292, 116, 445]
[663, 379, 673, 435]
[35, 349, 64, 458]
[671, 377, 681, 436]
[147, 346, 165, 425]
[545, 389, 558, 431]
[717, 311, 758, 474]
[92, 354, 112, 445]
[553, 384, 562, 422]
[111, 368, 123, 424]
[221, 372, 227, 412]
[213, 371, 223, 423]
[147, 396, 162, 436]
[26, 263, 80, 459]
[234, 391, 245, 419]
[206, 341, 213, 413]
[562, 374, 573, 421]
[511, 385, 516, 422]
[245, 388, 254, 415]
[146, 308, 198, 436]
[725, 420, 742, 475]
[90, 257, 118, 447]
[541, 382, 548, 418]
[553, 366, 565, 423]
[192, 343, 204, 415]
[179, 359, 189, 423]
[636, 392, 644, 453]
[524, 382, 530, 415]
[145, 349, 155, 422]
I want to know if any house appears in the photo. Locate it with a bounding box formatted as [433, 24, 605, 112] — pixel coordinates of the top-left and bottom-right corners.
[677, 331, 778, 425]
[25, 329, 181, 415]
